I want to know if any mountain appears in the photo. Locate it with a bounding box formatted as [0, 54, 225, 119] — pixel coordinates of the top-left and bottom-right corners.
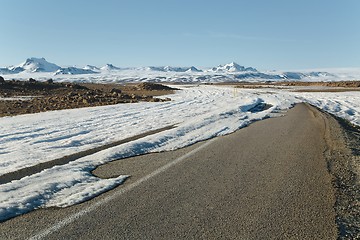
[83, 65, 100, 71]
[54, 67, 98, 75]
[279, 71, 336, 80]
[279, 72, 305, 80]
[308, 72, 335, 78]
[165, 66, 201, 72]
[100, 64, 121, 71]
[211, 62, 257, 72]
[0, 68, 15, 74]
[8, 66, 25, 73]
[234, 72, 283, 80]
[186, 66, 202, 73]
[0, 66, 29, 75]
[163, 66, 186, 72]
[142, 66, 202, 72]
[15, 57, 60, 73]
[142, 66, 165, 72]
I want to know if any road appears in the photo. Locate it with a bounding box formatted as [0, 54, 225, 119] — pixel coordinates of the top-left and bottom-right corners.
[0, 103, 337, 239]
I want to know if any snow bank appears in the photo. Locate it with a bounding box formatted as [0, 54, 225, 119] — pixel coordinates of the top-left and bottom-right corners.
[295, 91, 360, 126]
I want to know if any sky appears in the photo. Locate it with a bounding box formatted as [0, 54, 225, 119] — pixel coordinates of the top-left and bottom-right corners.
[0, 0, 359, 70]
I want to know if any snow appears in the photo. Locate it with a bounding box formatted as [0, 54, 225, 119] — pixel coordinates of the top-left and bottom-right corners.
[294, 91, 360, 126]
[0, 84, 360, 221]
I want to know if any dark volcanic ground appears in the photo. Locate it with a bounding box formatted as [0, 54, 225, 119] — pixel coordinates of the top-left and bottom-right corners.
[0, 79, 177, 117]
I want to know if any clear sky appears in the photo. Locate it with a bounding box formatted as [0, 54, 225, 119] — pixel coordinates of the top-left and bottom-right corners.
[1, 0, 359, 70]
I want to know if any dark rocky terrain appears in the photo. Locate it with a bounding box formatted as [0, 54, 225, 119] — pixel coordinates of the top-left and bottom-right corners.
[0, 78, 176, 117]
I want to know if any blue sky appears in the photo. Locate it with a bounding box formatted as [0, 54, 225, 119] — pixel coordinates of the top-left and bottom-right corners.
[1, 0, 359, 70]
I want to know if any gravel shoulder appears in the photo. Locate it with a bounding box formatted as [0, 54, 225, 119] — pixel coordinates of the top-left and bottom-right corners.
[318, 106, 360, 239]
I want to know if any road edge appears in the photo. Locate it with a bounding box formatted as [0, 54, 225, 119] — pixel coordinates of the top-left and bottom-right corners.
[309, 103, 360, 239]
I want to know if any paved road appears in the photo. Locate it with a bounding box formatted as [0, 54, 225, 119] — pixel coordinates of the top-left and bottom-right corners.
[0, 103, 337, 239]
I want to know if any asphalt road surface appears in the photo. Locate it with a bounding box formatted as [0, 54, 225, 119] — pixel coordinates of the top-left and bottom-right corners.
[0, 103, 337, 239]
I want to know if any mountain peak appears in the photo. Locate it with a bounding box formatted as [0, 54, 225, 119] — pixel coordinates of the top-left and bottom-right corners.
[27, 57, 46, 61]
[17, 57, 60, 73]
[84, 65, 100, 71]
[186, 66, 202, 72]
[228, 62, 240, 66]
[100, 64, 121, 71]
[211, 62, 257, 72]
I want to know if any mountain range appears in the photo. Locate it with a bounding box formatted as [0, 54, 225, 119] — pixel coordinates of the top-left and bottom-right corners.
[0, 58, 124, 75]
[0, 58, 260, 75]
[0, 57, 336, 81]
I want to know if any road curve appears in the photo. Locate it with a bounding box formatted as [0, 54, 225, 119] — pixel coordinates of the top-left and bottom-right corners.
[0, 103, 337, 239]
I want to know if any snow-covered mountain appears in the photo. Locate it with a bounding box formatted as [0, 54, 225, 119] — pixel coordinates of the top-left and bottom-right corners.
[100, 64, 121, 71]
[54, 67, 98, 75]
[278, 71, 335, 80]
[7, 66, 25, 74]
[14, 57, 60, 73]
[186, 66, 202, 73]
[142, 66, 202, 72]
[210, 62, 257, 72]
[83, 65, 100, 72]
[164, 66, 187, 72]
[0, 58, 352, 82]
[0, 68, 15, 74]
[164, 66, 203, 72]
